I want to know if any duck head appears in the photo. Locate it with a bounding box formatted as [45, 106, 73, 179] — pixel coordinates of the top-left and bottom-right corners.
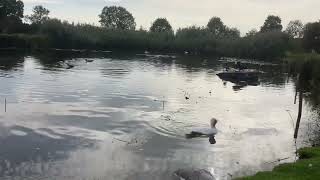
[210, 118, 218, 128]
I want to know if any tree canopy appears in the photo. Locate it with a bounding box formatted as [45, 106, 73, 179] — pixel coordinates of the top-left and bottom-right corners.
[246, 29, 258, 37]
[303, 22, 320, 52]
[224, 27, 240, 39]
[99, 6, 136, 30]
[207, 17, 226, 36]
[285, 20, 304, 38]
[0, 0, 24, 33]
[25, 5, 50, 24]
[0, 0, 24, 19]
[260, 15, 283, 32]
[150, 18, 173, 33]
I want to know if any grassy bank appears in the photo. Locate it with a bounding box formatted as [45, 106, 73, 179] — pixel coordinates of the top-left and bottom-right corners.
[237, 147, 320, 180]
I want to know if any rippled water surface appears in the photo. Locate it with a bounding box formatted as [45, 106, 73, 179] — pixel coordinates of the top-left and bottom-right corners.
[0, 52, 316, 180]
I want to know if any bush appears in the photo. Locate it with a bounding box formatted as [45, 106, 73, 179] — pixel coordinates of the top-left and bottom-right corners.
[0, 34, 48, 49]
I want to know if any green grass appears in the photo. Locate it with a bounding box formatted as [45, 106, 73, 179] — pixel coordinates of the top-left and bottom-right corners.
[236, 147, 320, 180]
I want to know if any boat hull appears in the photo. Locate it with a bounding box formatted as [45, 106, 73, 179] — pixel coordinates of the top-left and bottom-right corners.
[217, 71, 259, 82]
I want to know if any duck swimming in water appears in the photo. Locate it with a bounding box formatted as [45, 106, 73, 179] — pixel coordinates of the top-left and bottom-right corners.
[186, 118, 218, 144]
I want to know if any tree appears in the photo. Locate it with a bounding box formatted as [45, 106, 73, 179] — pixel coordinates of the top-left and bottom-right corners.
[246, 29, 258, 37]
[207, 17, 226, 36]
[0, 0, 24, 19]
[224, 27, 240, 39]
[285, 20, 304, 38]
[99, 6, 136, 30]
[25, 5, 50, 24]
[150, 18, 173, 33]
[260, 15, 283, 33]
[303, 22, 320, 52]
[0, 0, 24, 33]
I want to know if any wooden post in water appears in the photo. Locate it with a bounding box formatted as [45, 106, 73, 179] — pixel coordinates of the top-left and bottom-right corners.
[294, 90, 303, 139]
[294, 75, 299, 104]
[294, 88, 298, 104]
[4, 98, 6, 112]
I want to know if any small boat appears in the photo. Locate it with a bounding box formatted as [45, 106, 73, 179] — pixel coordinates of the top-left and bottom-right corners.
[85, 59, 94, 63]
[217, 69, 260, 82]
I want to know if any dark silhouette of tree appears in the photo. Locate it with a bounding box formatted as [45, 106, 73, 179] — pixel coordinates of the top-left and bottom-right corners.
[207, 17, 226, 36]
[285, 20, 304, 38]
[224, 27, 240, 39]
[0, 0, 24, 19]
[99, 6, 136, 30]
[150, 18, 173, 33]
[260, 15, 283, 33]
[25, 5, 50, 24]
[138, 26, 147, 32]
[0, 0, 24, 33]
[245, 29, 258, 37]
[303, 22, 320, 52]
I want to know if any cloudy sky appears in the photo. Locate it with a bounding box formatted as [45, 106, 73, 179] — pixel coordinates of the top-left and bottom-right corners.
[23, 0, 319, 34]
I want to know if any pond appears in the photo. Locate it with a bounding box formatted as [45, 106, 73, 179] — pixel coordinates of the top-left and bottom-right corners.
[0, 51, 317, 180]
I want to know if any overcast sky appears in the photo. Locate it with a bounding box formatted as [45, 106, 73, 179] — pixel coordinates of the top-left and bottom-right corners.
[23, 0, 319, 34]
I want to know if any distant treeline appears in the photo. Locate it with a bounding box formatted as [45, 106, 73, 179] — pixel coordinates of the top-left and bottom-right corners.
[1, 0, 319, 59]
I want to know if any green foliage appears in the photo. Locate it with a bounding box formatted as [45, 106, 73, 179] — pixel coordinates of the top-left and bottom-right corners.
[0, 4, 302, 59]
[285, 20, 304, 38]
[99, 6, 136, 30]
[285, 53, 320, 99]
[0, 0, 24, 33]
[0, 19, 292, 59]
[175, 26, 212, 53]
[260, 15, 283, 33]
[0, 16, 25, 33]
[25, 5, 50, 25]
[0, 33, 48, 49]
[245, 29, 258, 37]
[223, 27, 240, 39]
[253, 31, 289, 58]
[0, 0, 24, 19]
[206, 17, 240, 40]
[237, 31, 290, 59]
[237, 147, 320, 180]
[286, 53, 320, 81]
[207, 17, 225, 36]
[303, 22, 320, 53]
[150, 18, 173, 34]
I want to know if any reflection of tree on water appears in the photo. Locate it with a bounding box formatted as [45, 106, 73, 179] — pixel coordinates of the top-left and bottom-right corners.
[0, 53, 24, 71]
[302, 87, 320, 146]
[288, 59, 320, 143]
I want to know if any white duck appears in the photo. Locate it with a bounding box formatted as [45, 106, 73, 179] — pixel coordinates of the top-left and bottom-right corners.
[186, 118, 218, 144]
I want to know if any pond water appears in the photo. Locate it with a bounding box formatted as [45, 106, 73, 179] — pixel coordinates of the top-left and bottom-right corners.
[0, 52, 317, 180]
